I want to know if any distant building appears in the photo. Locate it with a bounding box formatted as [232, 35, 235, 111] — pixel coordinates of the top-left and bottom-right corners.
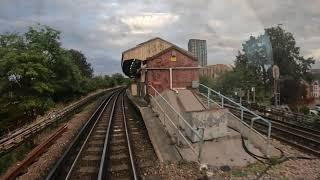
[199, 64, 233, 79]
[188, 39, 207, 66]
[302, 79, 320, 99]
[310, 69, 320, 74]
[312, 81, 319, 98]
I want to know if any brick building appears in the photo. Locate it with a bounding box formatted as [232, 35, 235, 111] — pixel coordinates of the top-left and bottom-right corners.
[145, 46, 199, 94]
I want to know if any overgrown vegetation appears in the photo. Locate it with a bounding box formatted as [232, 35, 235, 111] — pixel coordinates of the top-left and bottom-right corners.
[0, 141, 35, 174]
[0, 24, 129, 134]
[201, 25, 315, 105]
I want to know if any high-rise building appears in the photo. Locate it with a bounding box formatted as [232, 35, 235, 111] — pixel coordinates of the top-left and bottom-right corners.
[188, 39, 207, 66]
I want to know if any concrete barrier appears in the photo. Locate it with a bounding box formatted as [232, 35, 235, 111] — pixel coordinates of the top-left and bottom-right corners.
[150, 90, 228, 143]
[183, 109, 228, 142]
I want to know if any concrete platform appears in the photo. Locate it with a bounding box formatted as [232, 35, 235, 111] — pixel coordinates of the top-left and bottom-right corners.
[127, 91, 181, 162]
[176, 89, 205, 111]
[129, 88, 281, 169]
[177, 128, 263, 167]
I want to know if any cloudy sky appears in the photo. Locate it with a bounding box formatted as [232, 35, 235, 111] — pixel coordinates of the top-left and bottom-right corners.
[1, 0, 320, 74]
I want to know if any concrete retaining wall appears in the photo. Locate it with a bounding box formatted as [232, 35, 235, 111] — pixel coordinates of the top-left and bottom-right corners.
[150, 90, 228, 143]
[183, 109, 228, 142]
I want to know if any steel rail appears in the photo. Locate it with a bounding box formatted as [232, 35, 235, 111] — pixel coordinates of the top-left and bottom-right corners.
[46, 89, 121, 179]
[249, 121, 320, 156]
[64, 92, 118, 180]
[2, 125, 67, 180]
[260, 113, 320, 135]
[97, 91, 138, 179]
[121, 92, 138, 180]
[226, 103, 320, 132]
[97, 90, 121, 179]
[229, 107, 320, 143]
[224, 103, 320, 140]
[232, 109, 320, 142]
[230, 108, 320, 156]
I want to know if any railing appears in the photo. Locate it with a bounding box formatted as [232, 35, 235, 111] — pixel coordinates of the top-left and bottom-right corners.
[148, 85, 204, 162]
[198, 84, 272, 157]
[254, 104, 317, 124]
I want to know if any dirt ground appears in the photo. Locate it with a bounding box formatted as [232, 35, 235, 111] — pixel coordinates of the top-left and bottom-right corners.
[156, 161, 207, 180]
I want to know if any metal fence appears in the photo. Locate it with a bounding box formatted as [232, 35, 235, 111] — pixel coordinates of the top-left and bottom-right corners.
[198, 83, 272, 157]
[148, 85, 204, 162]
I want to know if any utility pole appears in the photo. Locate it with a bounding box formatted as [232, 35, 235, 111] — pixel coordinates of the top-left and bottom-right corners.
[252, 87, 256, 103]
[236, 88, 245, 105]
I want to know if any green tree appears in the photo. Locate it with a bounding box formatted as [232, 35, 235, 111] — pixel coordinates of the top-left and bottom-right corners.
[111, 73, 128, 85]
[0, 34, 54, 116]
[68, 49, 93, 78]
[25, 24, 61, 61]
[242, 34, 273, 94]
[265, 26, 315, 103]
[0, 24, 122, 134]
[209, 25, 315, 104]
[24, 25, 87, 101]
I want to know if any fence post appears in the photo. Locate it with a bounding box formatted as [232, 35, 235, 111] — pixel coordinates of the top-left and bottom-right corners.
[207, 89, 211, 108]
[240, 108, 244, 135]
[198, 126, 205, 162]
[267, 123, 271, 157]
[162, 108, 166, 127]
[221, 96, 224, 108]
[241, 108, 244, 121]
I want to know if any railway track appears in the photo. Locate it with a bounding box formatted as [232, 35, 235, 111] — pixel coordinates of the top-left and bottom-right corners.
[98, 90, 137, 179]
[47, 89, 158, 179]
[0, 87, 120, 155]
[229, 107, 320, 156]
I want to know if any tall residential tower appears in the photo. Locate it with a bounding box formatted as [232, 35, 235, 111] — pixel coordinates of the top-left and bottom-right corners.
[188, 39, 207, 66]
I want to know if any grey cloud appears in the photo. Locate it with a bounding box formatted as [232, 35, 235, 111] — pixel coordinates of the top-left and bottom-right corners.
[0, 0, 319, 75]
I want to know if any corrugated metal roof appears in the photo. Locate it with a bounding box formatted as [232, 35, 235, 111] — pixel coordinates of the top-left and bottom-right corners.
[122, 37, 174, 54]
[146, 45, 197, 61]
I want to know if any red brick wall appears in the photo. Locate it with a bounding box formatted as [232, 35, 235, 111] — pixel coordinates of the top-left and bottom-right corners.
[146, 49, 199, 94]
